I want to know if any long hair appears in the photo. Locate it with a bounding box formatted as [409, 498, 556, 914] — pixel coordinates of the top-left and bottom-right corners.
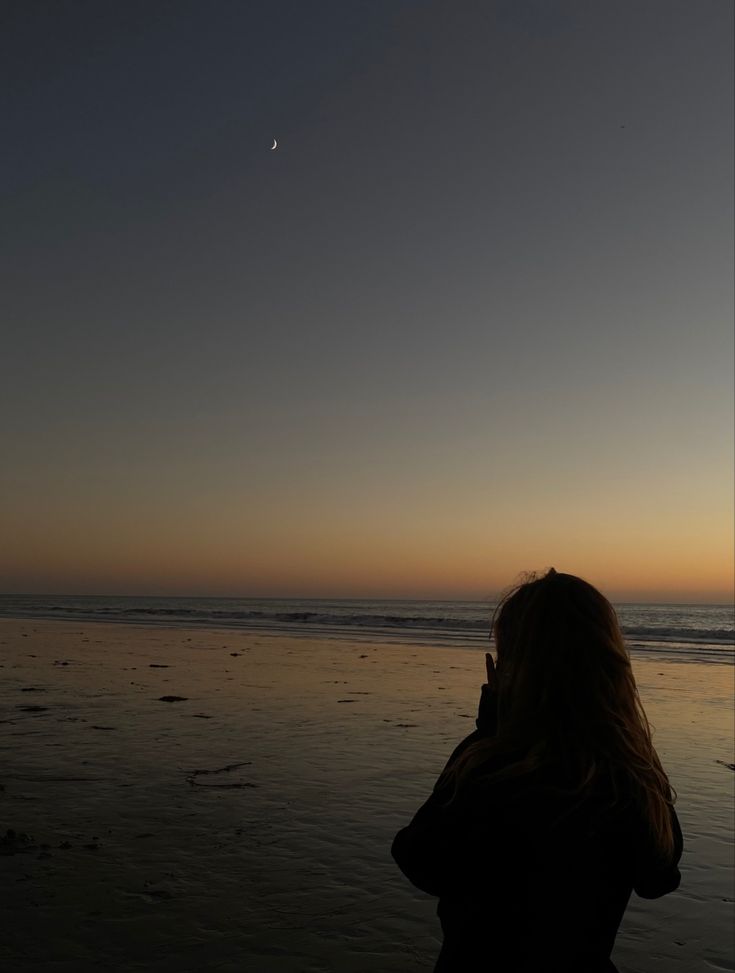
[438, 569, 676, 857]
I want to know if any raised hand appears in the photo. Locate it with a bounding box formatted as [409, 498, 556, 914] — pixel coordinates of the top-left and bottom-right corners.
[485, 652, 499, 693]
[477, 653, 499, 735]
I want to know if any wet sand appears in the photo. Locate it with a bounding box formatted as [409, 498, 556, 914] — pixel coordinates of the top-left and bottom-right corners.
[0, 618, 732, 972]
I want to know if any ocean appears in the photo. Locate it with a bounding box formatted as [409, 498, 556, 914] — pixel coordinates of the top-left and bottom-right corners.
[0, 594, 731, 665]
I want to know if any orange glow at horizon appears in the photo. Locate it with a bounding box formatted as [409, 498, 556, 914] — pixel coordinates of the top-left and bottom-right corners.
[3, 473, 732, 601]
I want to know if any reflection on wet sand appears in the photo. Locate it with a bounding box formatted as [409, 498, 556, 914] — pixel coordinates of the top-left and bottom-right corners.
[0, 618, 732, 972]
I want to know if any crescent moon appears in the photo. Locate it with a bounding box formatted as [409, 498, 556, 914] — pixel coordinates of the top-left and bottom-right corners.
[271, 138, 278, 150]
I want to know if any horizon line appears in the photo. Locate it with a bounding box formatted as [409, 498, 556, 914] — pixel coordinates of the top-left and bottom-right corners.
[1, 591, 733, 608]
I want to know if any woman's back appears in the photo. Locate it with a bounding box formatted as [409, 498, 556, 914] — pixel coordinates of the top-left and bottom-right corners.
[394, 733, 682, 971]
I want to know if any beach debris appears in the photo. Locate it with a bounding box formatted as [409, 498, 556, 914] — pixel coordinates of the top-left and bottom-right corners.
[53, 660, 70, 666]
[91, 725, 117, 731]
[189, 714, 212, 719]
[141, 887, 173, 901]
[20, 687, 45, 692]
[229, 652, 241, 657]
[358, 654, 368, 658]
[158, 695, 188, 702]
[337, 699, 356, 703]
[0, 829, 36, 855]
[190, 761, 252, 776]
[715, 760, 735, 771]
[186, 761, 255, 789]
[149, 664, 170, 668]
[120, 879, 175, 902]
[394, 723, 418, 728]
[16, 705, 48, 713]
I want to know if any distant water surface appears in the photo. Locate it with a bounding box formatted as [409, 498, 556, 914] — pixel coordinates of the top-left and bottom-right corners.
[0, 595, 731, 665]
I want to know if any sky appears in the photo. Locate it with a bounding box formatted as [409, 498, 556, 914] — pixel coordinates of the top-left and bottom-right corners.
[2, 0, 733, 602]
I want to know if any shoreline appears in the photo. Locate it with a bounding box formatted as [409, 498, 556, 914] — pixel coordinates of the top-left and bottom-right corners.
[0, 610, 731, 665]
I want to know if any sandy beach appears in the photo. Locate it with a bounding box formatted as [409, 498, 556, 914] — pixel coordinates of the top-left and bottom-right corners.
[0, 618, 732, 972]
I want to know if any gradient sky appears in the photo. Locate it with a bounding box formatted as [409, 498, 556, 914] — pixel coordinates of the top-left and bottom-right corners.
[2, 0, 733, 601]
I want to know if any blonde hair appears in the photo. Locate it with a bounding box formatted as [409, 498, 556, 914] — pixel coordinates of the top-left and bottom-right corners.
[439, 570, 677, 857]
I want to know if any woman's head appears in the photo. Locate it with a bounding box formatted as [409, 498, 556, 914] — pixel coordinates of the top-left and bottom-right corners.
[490, 569, 634, 750]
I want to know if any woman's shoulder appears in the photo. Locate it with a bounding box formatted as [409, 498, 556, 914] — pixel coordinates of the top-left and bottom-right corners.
[463, 754, 643, 833]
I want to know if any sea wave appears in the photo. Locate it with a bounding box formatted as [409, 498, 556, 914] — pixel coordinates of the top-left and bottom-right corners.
[9, 602, 733, 647]
[621, 625, 734, 645]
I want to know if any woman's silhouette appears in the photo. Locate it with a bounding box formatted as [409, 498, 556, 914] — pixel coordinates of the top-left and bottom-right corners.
[392, 570, 682, 972]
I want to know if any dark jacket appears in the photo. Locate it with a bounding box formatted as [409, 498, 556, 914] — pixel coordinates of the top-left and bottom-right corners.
[391, 688, 683, 973]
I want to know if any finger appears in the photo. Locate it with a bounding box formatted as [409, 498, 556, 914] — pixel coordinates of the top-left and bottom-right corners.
[485, 652, 495, 684]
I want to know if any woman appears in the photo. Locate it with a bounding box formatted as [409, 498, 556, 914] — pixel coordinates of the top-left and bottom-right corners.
[392, 570, 682, 972]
